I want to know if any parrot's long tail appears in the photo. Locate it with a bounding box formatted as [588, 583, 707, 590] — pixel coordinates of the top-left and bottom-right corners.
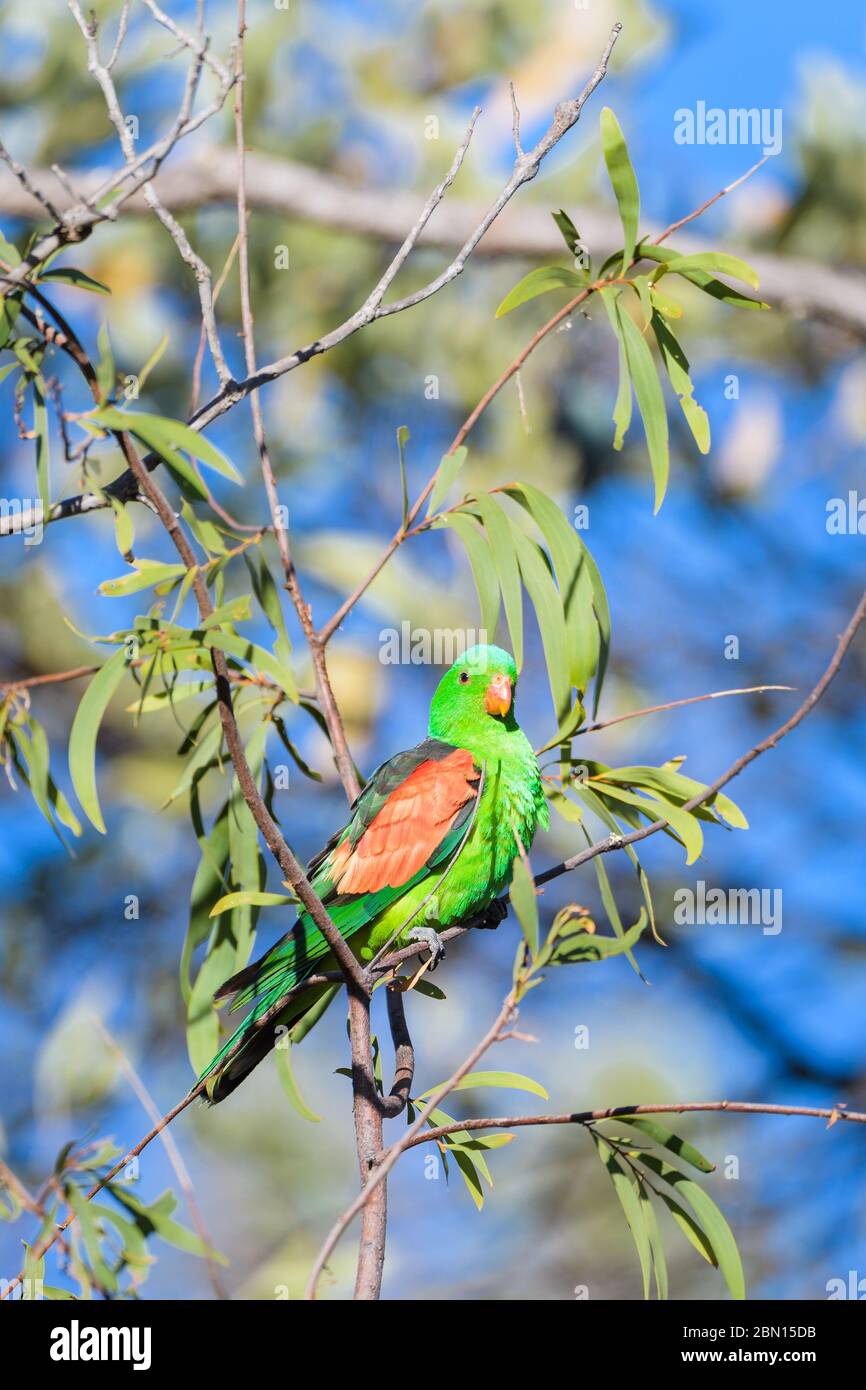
[198, 899, 377, 1104]
[199, 977, 340, 1105]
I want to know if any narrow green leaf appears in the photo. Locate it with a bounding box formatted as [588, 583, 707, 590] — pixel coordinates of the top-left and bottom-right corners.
[137, 331, 169, 391]
[506, 482, 601, 695]
[396, 425, 410, 529]
[621, 302, 669, 511]
[419, 1070, 548, 1101]
[99, 559, 186, 597]
[210, 890, 294, 917]
[32, 375, 50, 511]
[125, 678, 213, 714]
[96, 322, 115, 403]
[197, 594, 254, 631]
[426, 445, 468, 518]
[0, 230, 21, 265]
[202, 628, 298, 702]
[630, 273, 655, 330]
[68, 646, 128, 833]
[615, 1117, 715, 1173]
[551, 209, 582, 257]
[600, 108, 640, 271]
[451, 1147, 486, 1209]
[606, 763, 748, 830]
[593, 1132, 652, 1299]
[472, 494, 523, 668]
[245, 551, 293, 686]
[182, 800, 231, 1005]
[594, 780, 704, 864]
[65, 1184, 117, 1293]
[659, 1190, 718, 1266]
[271, 714, 323, 782]
[637, 242, 768, 311]
[639, 1154, 745, 1300]
[549, 913, 647, 965]
[136, 1190, 228, 1265]
[495, 264, 588, 318]
[600, 287, 633, 453]
[509, 522, 572, 724]
[651, 311, 710, 454]
[656, 251, 760, 291]
[91, 407, 243, 485]
[509, 849, 539, 958]
[110, 498, 135, 560]
[185, 501, 228, 556]
[12, 717, 82, 843]
[590, 837, 646, 977]
[274, 1041, 321, 1122]
[650, 284, 683, 319]
[569, 782, 653, 936]
[163, 717, 223, 807]
[547, 789, 584, 825]
[37, 266, 111, 295]
[438, 512, 500, 640]
[456, 1133, 514, 1151]
[0, 288, 22, 349]
[640, 1184, 669, 1300]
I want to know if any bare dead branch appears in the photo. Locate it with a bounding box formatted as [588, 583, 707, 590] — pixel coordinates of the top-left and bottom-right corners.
[68, 0, 232, 385]
[4, 145, 864, 335]
[0, 24, 624, 539]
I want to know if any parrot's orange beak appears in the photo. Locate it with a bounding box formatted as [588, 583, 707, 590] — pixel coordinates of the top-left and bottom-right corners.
[484, 672, 512, 718]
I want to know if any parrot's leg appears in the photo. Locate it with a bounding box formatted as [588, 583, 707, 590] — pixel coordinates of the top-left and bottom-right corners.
[474, 897, 508, 930]
[406, 925, 446, 970]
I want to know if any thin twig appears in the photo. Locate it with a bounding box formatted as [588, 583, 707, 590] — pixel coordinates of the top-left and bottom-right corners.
[68, 0, 232, 385]
[404, 1100, 866, 1149]
[574, 684, 795, 738]
[652, 155, 769, 246]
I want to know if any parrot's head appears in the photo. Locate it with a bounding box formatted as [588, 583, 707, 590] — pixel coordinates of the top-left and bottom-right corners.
[428, 643, 519, 741]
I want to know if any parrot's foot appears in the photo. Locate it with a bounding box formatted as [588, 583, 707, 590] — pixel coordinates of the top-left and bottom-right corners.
[474, 897, 508, 930]
[406, 925, 446, 971]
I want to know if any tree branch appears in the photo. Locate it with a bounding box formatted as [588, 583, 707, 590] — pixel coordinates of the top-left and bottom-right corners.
[403, 1100, 866, 1150]
[378, 988, 415, 1120]
[4, 144, 865, 335]
[304, 990, 519, 1299]
[68, 0, 232, 385]
[572, 684, 795, 738]
[0, 24, 624, 541]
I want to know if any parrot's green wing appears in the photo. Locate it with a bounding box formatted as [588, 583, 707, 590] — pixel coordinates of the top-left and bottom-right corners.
[199, 738, 480, 1099]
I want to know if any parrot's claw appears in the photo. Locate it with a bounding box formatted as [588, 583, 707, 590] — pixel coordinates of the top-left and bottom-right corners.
[406, 926, 446, 971]
[475, 898, 508, 930]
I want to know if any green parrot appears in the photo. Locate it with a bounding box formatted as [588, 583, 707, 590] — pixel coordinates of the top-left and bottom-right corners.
[200, 643, 548, 1102]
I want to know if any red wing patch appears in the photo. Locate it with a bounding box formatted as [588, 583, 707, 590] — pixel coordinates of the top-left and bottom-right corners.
[332, 749, 478, 895]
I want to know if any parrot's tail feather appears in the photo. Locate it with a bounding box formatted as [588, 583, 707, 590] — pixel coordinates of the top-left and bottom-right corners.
[201, 885, 412, 1104]
[200, 984, 328, 1105]
[213, 955, 262, 1003]
[203, 1014, 286, 1105]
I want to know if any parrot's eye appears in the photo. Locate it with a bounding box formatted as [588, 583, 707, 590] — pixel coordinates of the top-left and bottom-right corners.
[458, 671, 470, 684]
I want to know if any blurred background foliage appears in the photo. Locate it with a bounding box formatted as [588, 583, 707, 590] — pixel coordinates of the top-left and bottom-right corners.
[1, 0, 866, 1299]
